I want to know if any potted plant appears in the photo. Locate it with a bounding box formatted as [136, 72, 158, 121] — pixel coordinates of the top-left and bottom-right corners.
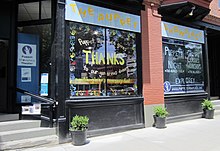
[153, 106, 169, 128]
[69, 115, 89, 146]
[201, 99, 215, 119]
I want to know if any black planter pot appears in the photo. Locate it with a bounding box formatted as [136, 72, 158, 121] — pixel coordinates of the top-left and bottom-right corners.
[204, 109, 215, 119]
[153, 115, 166, 128]
[70, 130, 87, 146]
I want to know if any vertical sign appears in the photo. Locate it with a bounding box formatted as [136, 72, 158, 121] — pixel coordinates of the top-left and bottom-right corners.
[17, 33, 39, 103]
[40, 73, 49, 96]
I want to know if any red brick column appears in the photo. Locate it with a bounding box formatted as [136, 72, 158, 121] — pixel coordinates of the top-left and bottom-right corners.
[141, 2, 164, 106]
[141, 1, 164, 127]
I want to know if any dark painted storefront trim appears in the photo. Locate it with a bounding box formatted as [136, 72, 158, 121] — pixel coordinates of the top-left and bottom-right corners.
[165, 93, 208, 122]
[66, 97, 145, 137]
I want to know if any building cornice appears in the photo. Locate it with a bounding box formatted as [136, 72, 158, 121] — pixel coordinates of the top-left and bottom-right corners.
[203, 14, 220, 26]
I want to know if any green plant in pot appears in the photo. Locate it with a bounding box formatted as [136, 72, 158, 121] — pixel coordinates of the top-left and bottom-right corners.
[153, 106, 169, 128]
[201, 99, 215, 119]
[69, 115, 89, 146]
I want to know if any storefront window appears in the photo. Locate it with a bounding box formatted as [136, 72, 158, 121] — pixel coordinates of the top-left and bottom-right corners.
[163, 37, 204, 94]
[69, 22, 138, 97]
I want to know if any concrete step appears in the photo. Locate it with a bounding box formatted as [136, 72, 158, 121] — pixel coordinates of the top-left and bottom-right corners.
[0, 113, 19, 122]
[0, 120, 41, 132]
[215, 110, 220, 116]
[211, 100, 220, 106]
[210, 96, 219, 100]
[167, 112, 203, 124]
[214, 105, 220, 110]
[0, 135, 58, 150]
[0, 127, 56, 142]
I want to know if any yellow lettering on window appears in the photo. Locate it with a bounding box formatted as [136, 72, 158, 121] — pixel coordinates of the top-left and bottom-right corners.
[79, 8, 86, 17]
[179, 31, 185, 36]
[107, 53, 114, 65]
[106, 14, 113, 21]
[88, 7, 94, 16]
[113, 53, 119, 65]
[100, 52, 105, 64]
[120, 19, 125, 26]
[96, 52, 99, 64]
[98, 13, 105, 21]
[126, 18, 131, 26]
[114, 13, 120, 20]
[70, 4, 77, 13]
[83, 50, 91, 64]
[92, 51, 95, 64]
[164, 24, 169, 31]
[133, 22, 138, 28]
[119, 57, 125, 65]
[173, 26, 178, 33]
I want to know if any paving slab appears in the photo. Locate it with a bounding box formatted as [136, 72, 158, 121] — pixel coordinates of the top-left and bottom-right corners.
[22, 115, 220, 151]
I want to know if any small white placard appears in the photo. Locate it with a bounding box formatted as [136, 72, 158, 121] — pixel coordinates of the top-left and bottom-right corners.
[21, 68, 31, 82]
[21, 95, 31, 103]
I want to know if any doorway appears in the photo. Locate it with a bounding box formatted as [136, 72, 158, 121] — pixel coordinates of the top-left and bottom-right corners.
[207, 29, 220, 99]
[0, 40, 8, 113]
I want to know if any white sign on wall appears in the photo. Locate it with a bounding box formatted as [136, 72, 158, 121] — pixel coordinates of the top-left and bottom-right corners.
[17, 43, 37, 66]
[21, 95, 31, 103]
[21, 68, 31, 82]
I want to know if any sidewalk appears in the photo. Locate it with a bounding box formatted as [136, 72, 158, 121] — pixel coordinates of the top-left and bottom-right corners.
[22, 115, 220, 151]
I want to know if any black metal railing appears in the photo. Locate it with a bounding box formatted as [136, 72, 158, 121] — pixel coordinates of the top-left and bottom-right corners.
[16, 88, 57, 128]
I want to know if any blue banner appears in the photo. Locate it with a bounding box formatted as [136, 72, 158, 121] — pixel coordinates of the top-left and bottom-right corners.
[17, 33, 39, 103]
[65, 0, 141, 33]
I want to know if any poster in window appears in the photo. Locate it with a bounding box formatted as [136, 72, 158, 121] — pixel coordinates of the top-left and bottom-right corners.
[163, 38, 186, 94]
[185, 42, 204, 92]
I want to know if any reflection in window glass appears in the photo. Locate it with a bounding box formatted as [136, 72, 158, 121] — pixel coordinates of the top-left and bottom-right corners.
[41, 0, 51, 19]
[69, 22, 138, 97]
[69, 22, 105, 97]
[18, 24, 52, 73]
[106, 29, 138, 96]
[185, 42, 204, 92]
[18, 2, 39, 21]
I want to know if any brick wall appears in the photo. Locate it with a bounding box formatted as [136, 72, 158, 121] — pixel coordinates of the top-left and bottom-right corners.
[203, 0, 220, 25]
[141, 3, 164, 105]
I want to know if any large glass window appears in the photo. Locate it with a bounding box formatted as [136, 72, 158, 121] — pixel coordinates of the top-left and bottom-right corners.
[18, 0, 51, 21]
[163, 37, 204, 94]
[18, 2, 39, 21]
[69, 22, 138, 97]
